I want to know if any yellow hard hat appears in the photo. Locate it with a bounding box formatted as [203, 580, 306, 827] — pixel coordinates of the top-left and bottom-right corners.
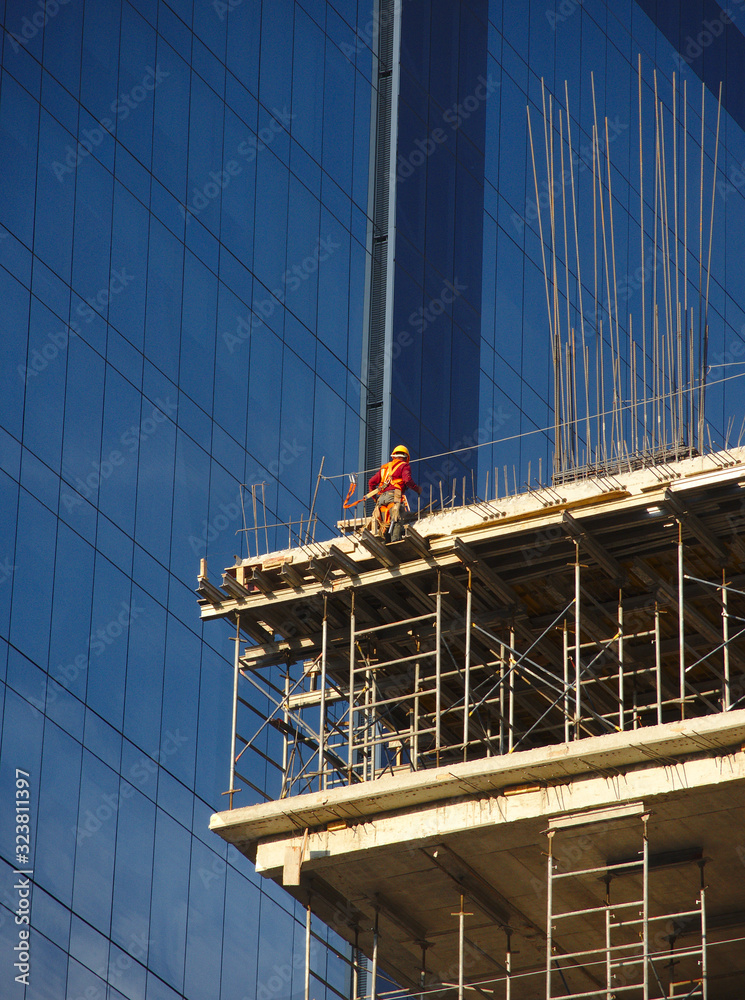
[391, 445, 410, 460]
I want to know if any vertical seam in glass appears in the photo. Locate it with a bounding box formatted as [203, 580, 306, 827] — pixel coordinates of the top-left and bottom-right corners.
[361, 0, 401, 476]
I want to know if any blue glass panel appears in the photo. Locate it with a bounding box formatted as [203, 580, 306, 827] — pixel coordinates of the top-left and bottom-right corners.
[66, 958, 107, 1000]
[70, 912, 110, 981]
[194, 0, 225, 64]
[183, 838, 226, 995]
[116, 4, 157, 166]
[159, 618, 200, 786]
[159, 1, 192, 60]
[110, 183, 149, 352]
[45, 676, 86, 743]
[34, 721, 82, 901]
[84, 710, 123, 771]
[98, 366, 149, 534]
[72, 751, 117, 929]
[60, 337, 106, 505]
[170, 429, 210, 580]
[179, 252, 217, 412]
[157, 767, 193, 829]
[0, 270, 30, 440]
[42, 0, 85, 96]
[143, 220, 184, 379]
[194, 644, 231, 804]
[9, 492, 56, 667]
[111, 784, 155, 952]
[151, 43, 190, 198]
[80, 0, 122, 123]
[121, 587, 165, 752]
[32, 886, 71, 953]
[72, 158, 116, 311]
[322, 42, 355, 192]
[86, 556, 136, 726]
[259, 0, 294, 111]
[0, 83, 40, 248]
[48, 522, 95, 695]
[253, 154, 290, 292]
[219, 865, 260, 1000]
[148, 810, 190, 990]
[292, 8, 325, 164]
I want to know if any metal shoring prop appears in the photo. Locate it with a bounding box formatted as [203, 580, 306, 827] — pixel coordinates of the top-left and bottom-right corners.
[452, 893, 473, 1000]
[499, 641, 506, 755]
[574, 539, 581, 740]
[678, 520, 686, 718]
[505, 928, 513, 1000]
[282, 669, 290, 797]
[372, 907, 379, 1000]
[604, 872, 612, 996]
[463, 568, 472, 762]
[352, 927, 360, 1000]
[414, 649, 420, 769]
[305, 893, 312, 1000]
[618, 589, 625, 731]
[642, 813, 650, 1000]
[226, 615, 241, 809]
[418, 941, 430, 1000]
[348, 591, 356, 782]
[436, 572, 442, 766]
[508, 627, 515, 753]
[655, 602, 663, 725]
[722, 570, 731, 711]
[319, 595, 328, 790]
[546, 829, 555, 999]
[699, 860, 708, 999]
[563, 620, 570, 743]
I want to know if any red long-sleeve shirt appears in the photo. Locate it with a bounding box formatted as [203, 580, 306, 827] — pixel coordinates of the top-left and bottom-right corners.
[368, 459, 421, 495]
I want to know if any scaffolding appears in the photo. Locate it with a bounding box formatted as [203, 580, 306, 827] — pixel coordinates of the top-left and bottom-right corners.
[202, 454, 745, 807]
[546, 807, 707, 999]
[201, 451, 745, 996]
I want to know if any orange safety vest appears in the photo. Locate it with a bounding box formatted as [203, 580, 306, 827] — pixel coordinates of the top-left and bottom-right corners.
[377, 459, 406, 494]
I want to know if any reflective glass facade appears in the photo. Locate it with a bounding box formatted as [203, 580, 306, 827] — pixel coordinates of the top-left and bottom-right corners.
[3, 1, 745, 999]
[0, 1, 374, 997]
[389, 0, 745, 499]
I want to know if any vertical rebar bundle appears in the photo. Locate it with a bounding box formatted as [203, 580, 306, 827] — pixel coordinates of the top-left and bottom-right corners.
[528, 63, 723, 482]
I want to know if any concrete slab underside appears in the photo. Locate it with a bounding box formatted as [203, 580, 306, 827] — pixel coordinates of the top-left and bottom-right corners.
[212, 713, 745, 997]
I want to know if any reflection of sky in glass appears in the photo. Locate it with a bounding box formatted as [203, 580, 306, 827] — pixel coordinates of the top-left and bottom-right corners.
[2, 2, 745, 997]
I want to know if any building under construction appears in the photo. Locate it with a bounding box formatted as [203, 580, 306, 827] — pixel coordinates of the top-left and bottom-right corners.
[200, 445, 745, 998]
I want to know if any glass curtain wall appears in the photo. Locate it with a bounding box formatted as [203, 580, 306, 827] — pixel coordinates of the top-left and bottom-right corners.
[0, 1, 375, 998]
[475, 0, 745, 492]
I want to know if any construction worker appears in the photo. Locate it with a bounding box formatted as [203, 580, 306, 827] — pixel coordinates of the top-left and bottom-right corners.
[368, 445, 422, 542]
